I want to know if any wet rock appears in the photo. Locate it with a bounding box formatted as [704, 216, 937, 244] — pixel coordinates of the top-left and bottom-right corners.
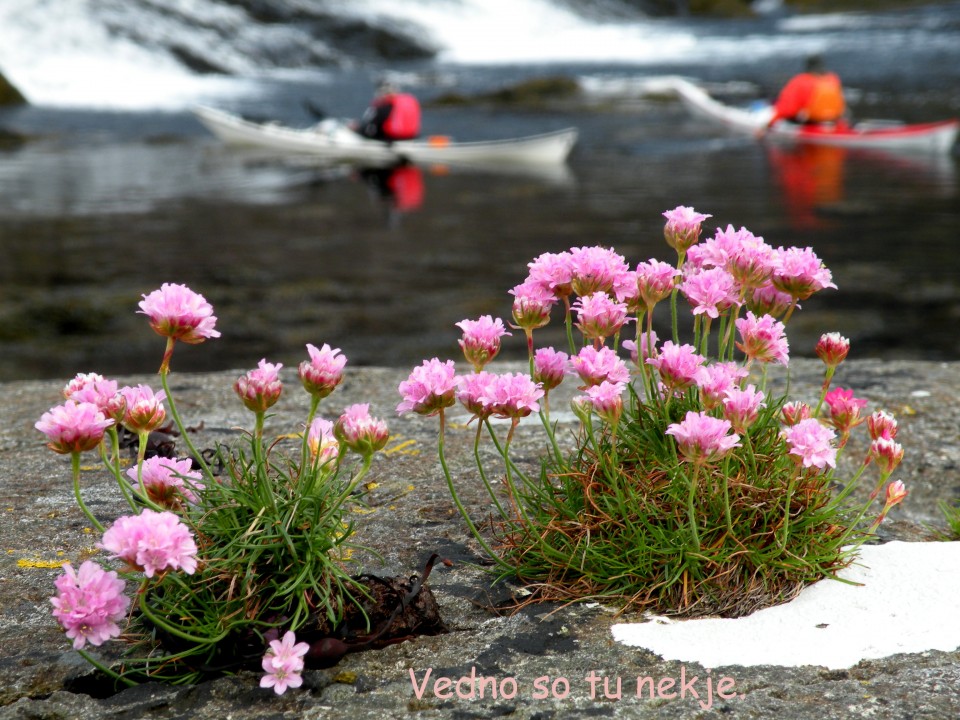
[0, 66, 26, 106]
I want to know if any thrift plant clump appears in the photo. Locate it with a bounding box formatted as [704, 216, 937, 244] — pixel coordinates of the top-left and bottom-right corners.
[398, 207, 907, 616]
[38, 284, 389, 690]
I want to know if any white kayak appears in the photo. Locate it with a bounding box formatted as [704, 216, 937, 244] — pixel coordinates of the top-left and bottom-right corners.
[667, 78, 959, 154]
[192, 106, 578, 166]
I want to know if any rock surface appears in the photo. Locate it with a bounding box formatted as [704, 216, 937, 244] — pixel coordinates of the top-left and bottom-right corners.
[2, 359, 959, 719]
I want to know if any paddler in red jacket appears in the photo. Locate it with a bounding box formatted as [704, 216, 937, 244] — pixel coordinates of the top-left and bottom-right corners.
[356, 81, 422, 142]
[765, 55, 847, 130]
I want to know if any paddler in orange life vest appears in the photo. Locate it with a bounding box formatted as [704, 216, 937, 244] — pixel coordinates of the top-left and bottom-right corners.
[356, 81, 422, 142]
[764, 55, 847, 131]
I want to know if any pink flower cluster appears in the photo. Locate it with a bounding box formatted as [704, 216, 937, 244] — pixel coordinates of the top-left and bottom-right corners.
[457, 316, 511, 371]
[666, 411, 741, 465]
[299, 343, 347, 399]
[50, 561, 129, 650]
[138, 283, 220, 344]
[235, 359, 284, 413]
[35, 400, 114, 454]
[260, 631, 310, 695]
[335, 403, 389, 456]
[100, 509, 198, 578]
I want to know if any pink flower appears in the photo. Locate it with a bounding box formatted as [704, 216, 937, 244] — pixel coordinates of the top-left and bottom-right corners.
[713, 225, 775, 290]
[884, 479, 908, 508]
[126, 456, 204, 506]
[583, 381, 625, 426]
[867, 410, 898, 441]
[396, 358, 458, 416]
[823, 387, 868, 435]
[722, 385, 766, 433]
[771, 246, 837, 301]
[735, 311, 789, 366]
[573, 292, 630, 343]
[781, 401, 812, 426]
[298, 343, 346, 400]
[526, 251, 574, 298]
[456, 316, 511, 371]
[815, 332, 850, 369]
[119, 385, 167, 433]
[869, 437, 904, 476]
[100, 510, 198, 578]
[568, 246, 631, 297]
[571, 346, 631, 387]
[533, 348, 569, 391]
[260, 631, 309, 695]
[666, 410, 741, 464]
[480, 373, 544, 420]
[456, 371, 498, 419]
[646, 341, 709, 393]
[335, 403, 389, 456]
[680, 267, 739, 319]
[63, 373, 118, 408]
[698, 362, 748, 410]
[622, 331, 659, 368]
[510, 281, 556, 331]
[234, 359, 284, 413]
[782, 419, 837, 470]
[307, 417, 339, 465]
[746, 283, 795, 318]
[138, 283, 220, 343]
[663, 205, 711, 255]
[50, 561, 129, 650]
[36, 401, 114, 454]
[635, 259, 678, 309]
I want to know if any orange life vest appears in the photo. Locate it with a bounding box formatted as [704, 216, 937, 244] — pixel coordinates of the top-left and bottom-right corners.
[805, 73, 845, 123]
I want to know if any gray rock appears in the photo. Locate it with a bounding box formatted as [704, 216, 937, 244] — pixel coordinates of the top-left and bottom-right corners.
[2, 360, 959, 719]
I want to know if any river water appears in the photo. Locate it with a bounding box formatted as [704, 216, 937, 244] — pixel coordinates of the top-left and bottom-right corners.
[0, 2, 958, 381]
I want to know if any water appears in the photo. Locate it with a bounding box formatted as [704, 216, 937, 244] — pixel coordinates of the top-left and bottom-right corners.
[0, 2, 958, 381]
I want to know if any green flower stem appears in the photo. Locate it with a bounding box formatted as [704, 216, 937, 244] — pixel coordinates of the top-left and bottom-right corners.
[321, 453, 373, 523]
[300, 395, 322, 480]
[670, 286, 680, 345]
[135, 432, 165, 513]
[159, 369, 213, 479]
[779, 472, 798, 549]
[814, 367, 837, 416]
[437, 410, 512, 570]
[100, 440, 138, 513]
[685, 462, 702, 551]
[71, 452, 104, 533]
[77, 650, 136, 688]
[564, 299, 576, 356]
[473, 422, 509, 520]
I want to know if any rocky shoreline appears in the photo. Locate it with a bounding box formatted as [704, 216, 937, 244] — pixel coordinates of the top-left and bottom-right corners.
[1, 359, 959, 719]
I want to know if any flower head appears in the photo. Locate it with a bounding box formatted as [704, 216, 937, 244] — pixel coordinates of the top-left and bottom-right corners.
[781, 401, 812, 426]
[666, 411, 741, 465]
[782, 419, 837, 470]
[884, 479, 908, 508]
[582, 381, 625, 426]
[234, 359, 284, 414]
[571, 346, 631, 388]
[456, 316, 511, 371]
[573, 292, 630, 343]
[680, 267, 739, 319]
[481, 373, 544, 420]
[335, 403, 389, 456]
[646, 341, 709, 393]
[526, 251, 574, 298]
[36, 401, 113, 454]
[396, 358, 458, 416]
[697, 362, 748, 410]
[867, 410, 898, 441]
[298, 343, 346, 400]
[823, 387, 868, 436]
[532, 347, 569, 391]
[456, 371, 498, 419]
[119, 385, 167, 434]
[815, 332, 850, 369]
[635, 259, 678, 309]
[126, 456, 204, 506]
[663, 206, 711, 255]
[722, 384, 766, 433]
[510, 281, 556, 332]
[868, 437, 905, 477]
[772, 246, 837, 301]
[138, 283, 220, 344]
[307, 417, 339, 466]
[50, 561, 129, 650]
[260, 631, 309, 695]
[100, 509, 198, 578]
[735, 311, 789, 366]
[568, 246, 631, 297]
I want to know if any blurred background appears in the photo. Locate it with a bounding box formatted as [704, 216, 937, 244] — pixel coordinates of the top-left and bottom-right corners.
[0, 0, 958, 381]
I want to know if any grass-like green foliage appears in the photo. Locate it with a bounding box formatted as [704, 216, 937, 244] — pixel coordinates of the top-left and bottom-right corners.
[409, 211, 907, 617]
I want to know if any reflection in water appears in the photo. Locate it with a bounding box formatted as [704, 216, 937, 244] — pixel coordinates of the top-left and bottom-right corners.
[765, 142, 957, 231]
